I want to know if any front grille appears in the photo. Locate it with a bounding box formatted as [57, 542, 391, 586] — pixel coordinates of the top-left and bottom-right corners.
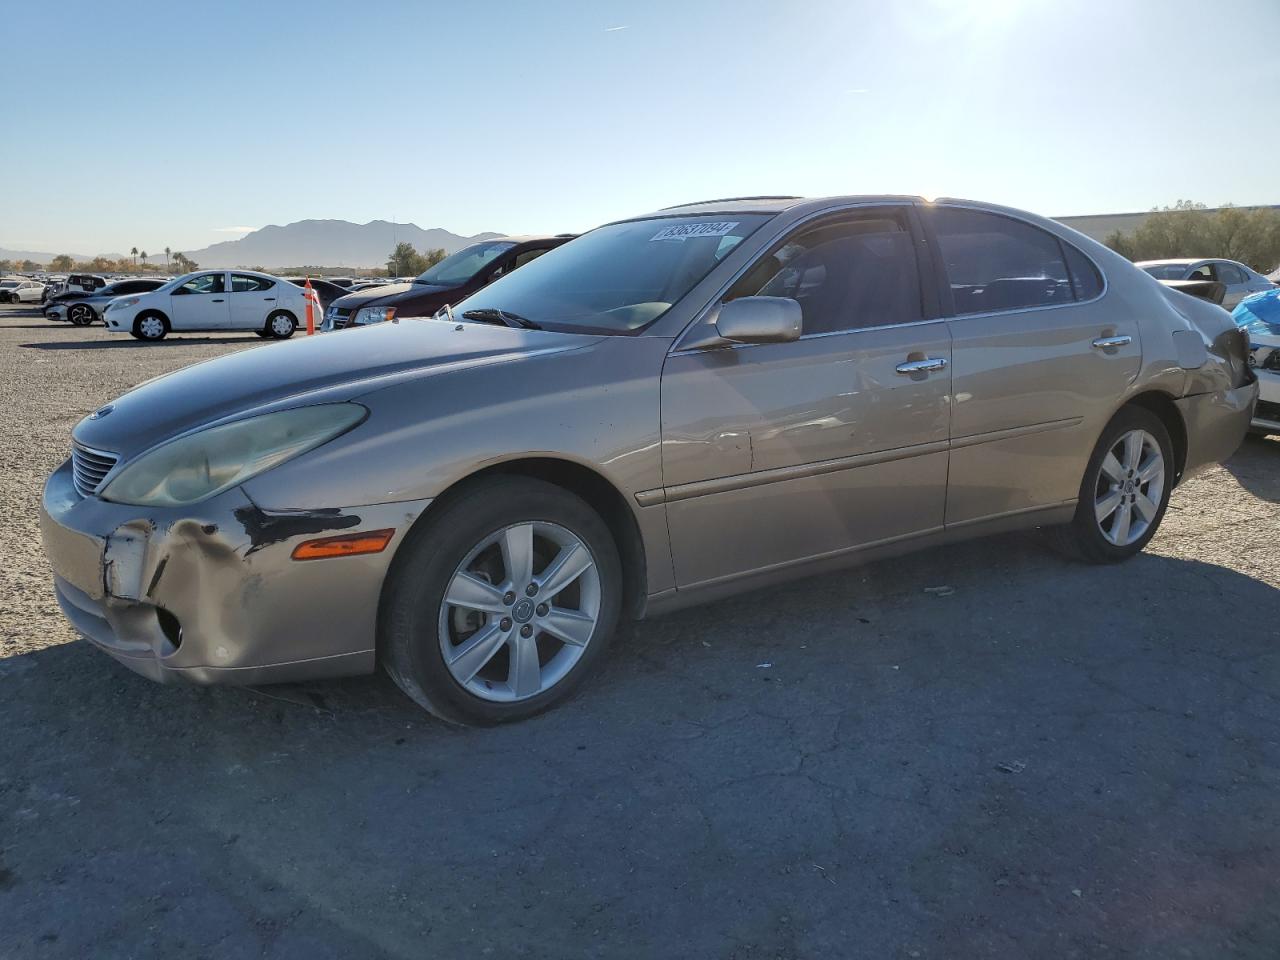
[1257, 399, 1280, 424]
[71, 443, 119, 497]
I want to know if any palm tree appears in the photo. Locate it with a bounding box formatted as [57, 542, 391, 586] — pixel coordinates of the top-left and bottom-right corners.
[130, 246, 138, 271]
[140, 250, 148, 267]
[164, 246, 171, 271]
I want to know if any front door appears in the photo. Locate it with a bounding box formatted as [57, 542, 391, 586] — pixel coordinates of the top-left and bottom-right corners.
[169, 272, 229, 330]
[924, 204, 1142, 525]
[660, 206, 952, 588]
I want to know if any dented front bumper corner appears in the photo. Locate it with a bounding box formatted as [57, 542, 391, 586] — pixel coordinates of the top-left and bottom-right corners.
[39, 459, 432, 686]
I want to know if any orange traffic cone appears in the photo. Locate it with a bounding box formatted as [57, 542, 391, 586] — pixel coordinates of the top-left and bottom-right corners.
[304, 278, 317, 335]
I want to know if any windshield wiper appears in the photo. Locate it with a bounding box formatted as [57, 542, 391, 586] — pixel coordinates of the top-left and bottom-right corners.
[461, 308, 542, 330]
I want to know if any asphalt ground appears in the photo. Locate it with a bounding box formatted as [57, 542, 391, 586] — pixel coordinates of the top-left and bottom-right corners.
[1, 302, 1278, 959]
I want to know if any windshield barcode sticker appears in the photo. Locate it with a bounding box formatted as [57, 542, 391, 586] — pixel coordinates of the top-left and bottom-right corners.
[650, 221, 740, 242]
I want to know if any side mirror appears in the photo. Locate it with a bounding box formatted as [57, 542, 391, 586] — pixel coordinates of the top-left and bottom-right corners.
[714, 296, 802, 344]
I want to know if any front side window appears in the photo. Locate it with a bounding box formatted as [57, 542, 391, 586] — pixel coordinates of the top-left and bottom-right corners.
[456, 215, 772, 334]
[179, 273, 225, 295]
[726, 211, 923, 335]
[932, 207, 1077, 314]
[1187, 263, 1217, 282]
[512, 247, 551, 269]
[231, 274, 274, 292]
[416, 242, 516, 286]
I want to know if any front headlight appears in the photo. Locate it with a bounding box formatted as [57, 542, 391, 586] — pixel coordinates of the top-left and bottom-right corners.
[100, 403, 367, 506]
[354, 306, 396, 325]
[110, 297, 140, 310]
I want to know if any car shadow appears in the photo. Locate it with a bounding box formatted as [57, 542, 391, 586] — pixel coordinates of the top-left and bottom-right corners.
[1222, 434, 1280, 503]
[2, 542, 1278, 955]
[20, 336, 262, 350]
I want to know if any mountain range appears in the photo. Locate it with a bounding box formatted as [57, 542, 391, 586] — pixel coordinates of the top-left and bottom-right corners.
[1, 220, 503, 270]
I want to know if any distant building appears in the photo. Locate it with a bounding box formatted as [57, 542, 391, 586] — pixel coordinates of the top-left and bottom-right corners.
[1057, 205, 1280, 243]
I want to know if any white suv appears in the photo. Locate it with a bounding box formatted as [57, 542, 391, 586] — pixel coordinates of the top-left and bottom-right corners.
[0, 278, 46, 303]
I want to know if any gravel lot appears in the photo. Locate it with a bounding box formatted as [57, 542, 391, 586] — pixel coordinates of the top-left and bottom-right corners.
[2, 302, 1278, 959]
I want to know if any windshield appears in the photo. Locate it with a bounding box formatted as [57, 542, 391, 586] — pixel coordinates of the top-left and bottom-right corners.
[1141, 263, 1191, 280]
[0, 281, 17, 288]
[415, 241, 516, 286]
[454, 215, 772, 333]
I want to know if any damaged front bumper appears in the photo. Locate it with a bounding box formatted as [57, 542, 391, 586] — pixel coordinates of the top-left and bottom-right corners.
[39, 459, 432, 685]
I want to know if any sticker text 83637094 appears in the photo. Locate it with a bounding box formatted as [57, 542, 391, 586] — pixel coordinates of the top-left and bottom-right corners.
[650, 221, 740, 243]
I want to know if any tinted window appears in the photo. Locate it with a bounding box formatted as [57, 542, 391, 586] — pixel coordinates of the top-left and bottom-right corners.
[1141, 263, 1190, 280]
[231, 274, 274, 292]
[1217, 262, 1247, 283]
[512, 247, 551, 269]
[179, 273, 225, 295]
[1187, 264, 1216, 282]
[727, 212, 923, 335]
[416, 241, 517, 286]
[932, 207, 1074, 314]
[1063, 244, 1103, 300]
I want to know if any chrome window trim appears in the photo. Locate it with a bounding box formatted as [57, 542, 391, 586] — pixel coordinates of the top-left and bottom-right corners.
[668, 317, 948, 357]
[670, 200, 931, 354]
[929, 200, 1110, 320]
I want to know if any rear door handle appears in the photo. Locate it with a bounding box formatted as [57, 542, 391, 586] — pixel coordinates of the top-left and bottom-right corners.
[895, 357, 948, 375]
[1092, 335, 1132, 349]
[263, 297, 276, 301]
[211, 298, 225, 302]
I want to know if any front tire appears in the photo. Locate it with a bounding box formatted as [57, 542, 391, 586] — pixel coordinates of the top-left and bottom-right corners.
[131, 312, 169, 341]
[380, 477, 623, 725]
[265, 311, 296, 339]
[1057, 406, 1174, 563]
[68, 303, 95, 326]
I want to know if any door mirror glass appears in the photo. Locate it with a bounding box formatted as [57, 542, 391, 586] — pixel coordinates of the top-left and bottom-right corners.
[714, 296, 802, 344]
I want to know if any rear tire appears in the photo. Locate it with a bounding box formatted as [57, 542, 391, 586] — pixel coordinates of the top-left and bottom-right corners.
[265, 310, 296, 339]
[1054, 406, 1174, 563]
[380, 477, 623, 725]
[131, 312, 169, 341]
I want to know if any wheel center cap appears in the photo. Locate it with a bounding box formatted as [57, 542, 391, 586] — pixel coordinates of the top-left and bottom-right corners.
[1124, 480, 1134, 493]
[512, 598, 535, 623]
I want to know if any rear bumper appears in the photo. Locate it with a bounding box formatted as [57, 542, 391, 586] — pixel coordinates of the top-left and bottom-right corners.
[1174, 380, 1260, 478]
[40, 459, 433, 686]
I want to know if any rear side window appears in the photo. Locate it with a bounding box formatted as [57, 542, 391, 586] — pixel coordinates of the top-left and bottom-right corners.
[231, 274, 274, 292]
[1217, 262, 1247, 284]
[728, 210, 924, 335]
[1063, 244, 1103, 300]
[932, 207, 1084, 315]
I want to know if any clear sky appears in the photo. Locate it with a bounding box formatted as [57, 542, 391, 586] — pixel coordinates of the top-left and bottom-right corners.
[2, 0, 1278, 255]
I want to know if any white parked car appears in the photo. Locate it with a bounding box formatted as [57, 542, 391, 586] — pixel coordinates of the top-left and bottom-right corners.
[0, 278, 46, 303]
[1137, 258, 1275, 309]
[102, 270, 315, 341]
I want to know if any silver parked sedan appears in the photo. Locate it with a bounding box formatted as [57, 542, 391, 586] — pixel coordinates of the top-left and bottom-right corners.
[1138, 258, 1275, 309]
[41, 196, 1258, 724]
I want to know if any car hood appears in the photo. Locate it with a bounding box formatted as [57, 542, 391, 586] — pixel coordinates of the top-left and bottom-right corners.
[72, 319, 602, 459]
[332, 282, 457, 310]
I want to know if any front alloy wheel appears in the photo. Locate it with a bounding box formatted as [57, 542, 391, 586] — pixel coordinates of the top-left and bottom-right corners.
[69, 303, 94, 326]
[440, 522, 601, 702]
[380, 476, 622, 725]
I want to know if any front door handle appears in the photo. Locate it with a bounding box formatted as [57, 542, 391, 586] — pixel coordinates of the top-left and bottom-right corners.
[895, 357, 948, 375]
[211, 298, 225, 303]
[1092, 335, 1132, 349]
[263, 297, 276, 301]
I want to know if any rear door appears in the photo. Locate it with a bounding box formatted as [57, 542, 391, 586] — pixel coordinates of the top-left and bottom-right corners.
[924, 204, 1140, 525]
[1213, 261, 1250, 309]
[229, 274, 279, 329]
[660, 205, 952, 587]
[169, 272, 230, 330]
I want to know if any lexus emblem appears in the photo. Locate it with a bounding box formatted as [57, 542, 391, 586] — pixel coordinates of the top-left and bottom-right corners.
[89, 404, 114, 420]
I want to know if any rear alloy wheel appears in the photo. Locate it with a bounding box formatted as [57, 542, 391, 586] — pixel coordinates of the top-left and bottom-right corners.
[381, 477, 622, 725]
[68, 303, 95, 326]
[132, 313, 168, 341]
[265, 311, 296, 339]
[1058, 407, 1173, 563]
